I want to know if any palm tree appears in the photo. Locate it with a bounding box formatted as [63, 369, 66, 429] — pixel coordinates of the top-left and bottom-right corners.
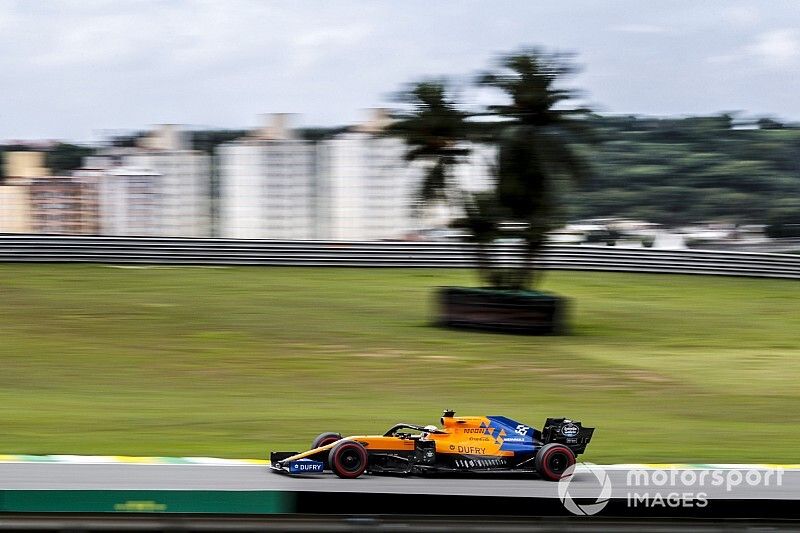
[388, 81, 504, 286]
[387, 81, 470, 208]
[388, 49, 593, 334]
[478, 49, 592, 288]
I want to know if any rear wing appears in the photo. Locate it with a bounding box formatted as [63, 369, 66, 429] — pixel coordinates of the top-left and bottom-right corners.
[541, 418, 594, 454]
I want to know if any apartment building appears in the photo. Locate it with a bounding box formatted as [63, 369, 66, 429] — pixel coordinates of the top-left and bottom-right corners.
[0, 185, 32, 233]
[317, 131, 422, 241]
[456, 142, 497, 193]
[218, 140, 316, 240]
[123, 151, 211, 237]
[219, 115, 317, 239]
[29, 175, 99, 234]
[0, 151, 45, 233]
[96, 167, 161, 236]
[87, 126, 212, 237]
[219, 113, 425, 241]
[217, 112, 496, 241]
[2, 151, 48, 183]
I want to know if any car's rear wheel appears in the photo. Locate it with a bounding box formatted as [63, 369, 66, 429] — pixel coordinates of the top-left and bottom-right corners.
[329, 440, 368, 479]
[535, 443, 575, 481]
[311, 432, 342, 450]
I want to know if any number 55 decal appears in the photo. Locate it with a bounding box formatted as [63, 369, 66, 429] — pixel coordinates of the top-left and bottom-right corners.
[515, 424, 530, 436]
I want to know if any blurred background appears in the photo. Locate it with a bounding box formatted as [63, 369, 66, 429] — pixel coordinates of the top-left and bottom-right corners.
[1, 0, 799, 246]
[1, 0, 799, 464]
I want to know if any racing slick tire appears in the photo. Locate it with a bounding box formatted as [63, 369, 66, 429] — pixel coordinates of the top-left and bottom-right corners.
[535, 443, 575, 481]
[329, 440, 368, 479]
[311, 432, 343, 468]
[311, 432, 342, 450]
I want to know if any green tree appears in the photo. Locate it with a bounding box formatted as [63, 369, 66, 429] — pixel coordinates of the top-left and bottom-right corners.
[388, 81, 505, 286]
[190, 130, 248, 155]
[390, 52, 593, 290]
[566, 115, 800, 226]
[46, 143, 94, 173]
[476, 49, 593, 288]
[388, 81, 470, 206]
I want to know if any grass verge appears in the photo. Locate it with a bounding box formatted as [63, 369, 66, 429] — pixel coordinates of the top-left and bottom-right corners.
[1, 264, 798, 463]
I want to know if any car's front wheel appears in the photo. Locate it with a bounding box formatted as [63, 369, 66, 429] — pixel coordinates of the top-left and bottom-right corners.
[311, 432, 342, 450]
[535, 443, 575, 481]
[329, 440, 368, 479]
[310, 432, 342, 468]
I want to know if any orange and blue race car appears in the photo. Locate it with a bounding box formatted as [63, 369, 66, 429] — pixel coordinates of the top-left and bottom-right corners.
[269, 410, 593, 481]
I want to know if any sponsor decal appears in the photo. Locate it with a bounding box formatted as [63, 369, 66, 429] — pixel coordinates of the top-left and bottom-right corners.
[561, 424, 580, 438]
[454, 458, 506, 468]
[288, 460, 324, 473]
[454, 445, 486, 455]
[463, 428, 487, 434]
[114, 500, 167, 512]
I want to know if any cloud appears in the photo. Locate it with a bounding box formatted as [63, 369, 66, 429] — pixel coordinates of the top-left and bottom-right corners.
[289, 25, 374, 73]
[747, 29, 800, 67]
[722, 5, 761, 26]
[706, 54, 737, 65]
[707, 29, 800, 69]
[2, 0, 800, 139]
[610, 24, 668, 34]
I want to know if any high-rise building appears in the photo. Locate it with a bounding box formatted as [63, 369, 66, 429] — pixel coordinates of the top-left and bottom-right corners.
[29, 175, 99, 234]
[123, 151, 211, 237]
[219, 115, 317, 240]
[218, 113, 425, 241]
[0, 151, 43, 233]
[399, 142, 498, 233]
[87, 125, 212, 237]
[456, 142, 497, 194]
[0, 185, 32, 233]
[96, 167, 161, 236]
[219, 140, 316, 240]
[217, 112, 495, 241]
[2, 151, 49, 183]
[317, 131, 422, 241]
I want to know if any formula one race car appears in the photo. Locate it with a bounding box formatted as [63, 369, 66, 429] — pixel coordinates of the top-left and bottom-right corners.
[270, 410, 593, 481]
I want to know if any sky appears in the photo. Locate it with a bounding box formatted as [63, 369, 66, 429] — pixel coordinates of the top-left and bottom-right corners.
[1, 0, 799, 143]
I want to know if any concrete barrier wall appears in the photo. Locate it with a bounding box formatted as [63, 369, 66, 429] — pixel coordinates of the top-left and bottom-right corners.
[0, 490, 291, 514]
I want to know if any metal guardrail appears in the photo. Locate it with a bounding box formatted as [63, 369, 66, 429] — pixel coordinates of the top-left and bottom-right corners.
[694, 238, 800, 254]
[1, 235, 799, 279]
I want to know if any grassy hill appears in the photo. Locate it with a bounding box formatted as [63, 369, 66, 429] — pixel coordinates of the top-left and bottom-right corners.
[1, 264, 798, 463]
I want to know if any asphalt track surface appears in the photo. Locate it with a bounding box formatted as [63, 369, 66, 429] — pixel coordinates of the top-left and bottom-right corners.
[0, 463, 797, 500]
